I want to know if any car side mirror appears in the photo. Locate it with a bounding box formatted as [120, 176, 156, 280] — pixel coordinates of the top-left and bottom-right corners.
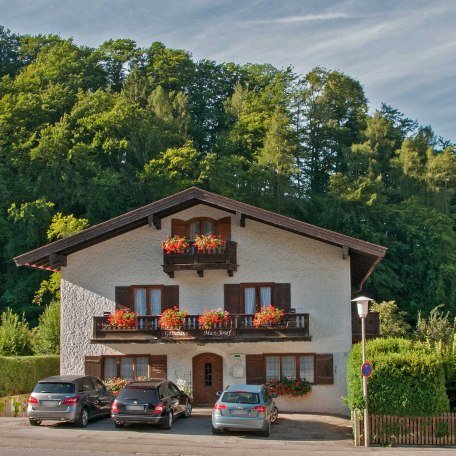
[216, 391, 222, 397]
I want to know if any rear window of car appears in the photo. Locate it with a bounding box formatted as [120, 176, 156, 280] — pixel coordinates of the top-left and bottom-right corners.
[33, 382, 75, 394]
[117, 388, 159, 403]
[221, 392, 260, 404]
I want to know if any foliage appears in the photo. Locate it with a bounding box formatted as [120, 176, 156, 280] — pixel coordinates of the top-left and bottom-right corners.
[346, 338, 450, 416]
[107, 309, 137, 328]
[266, 377, 312, 398]
[198, 308, 229, 330]
[0, 309, 33, 355]
[415, 304, 456, 347]
[161, 236, 190, 254]
[0, 355, 60, 397]
[370, 301, 411, 337]
[32, 301, 60, 355]
[158, 307, 188, 330]
[102, 377, 130, 396]
[175, 378, 192, 398]
[194, 234, 226, 251]
[46, 213, 89, 241]
[253, 306, 284, 328]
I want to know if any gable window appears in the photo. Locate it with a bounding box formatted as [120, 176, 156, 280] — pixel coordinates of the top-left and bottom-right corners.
[265, 354, 315, 384]
[188, 218, 215, 240]
[242, 283, 273, 314]
[171, 217, 231, 242]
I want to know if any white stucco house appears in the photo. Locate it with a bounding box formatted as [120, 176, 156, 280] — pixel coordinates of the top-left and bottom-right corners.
[15, 187, 386, 415]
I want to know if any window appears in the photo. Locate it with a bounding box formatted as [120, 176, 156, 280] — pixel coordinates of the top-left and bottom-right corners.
[78, 378, 94, 393]
[132, 286, 163, 315]
[265, 354, 315, 383]
[242, 283, 273, 313]
[204, 362, 212, 386]
[188, 218, 215, 240]
[103, 356, 150, 380]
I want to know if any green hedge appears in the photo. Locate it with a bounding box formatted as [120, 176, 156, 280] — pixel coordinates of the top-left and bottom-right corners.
[0, 356, 60, 397]
[346, 338, 450, 416]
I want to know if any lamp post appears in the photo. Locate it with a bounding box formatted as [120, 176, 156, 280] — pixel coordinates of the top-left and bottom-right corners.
[352, 296, 373, 447]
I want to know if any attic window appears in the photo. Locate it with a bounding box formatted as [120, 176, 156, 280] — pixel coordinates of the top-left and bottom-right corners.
[188, 218, 215, 240]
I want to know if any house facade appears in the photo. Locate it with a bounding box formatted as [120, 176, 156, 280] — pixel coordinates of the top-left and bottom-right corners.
[15, 188, 386, 415]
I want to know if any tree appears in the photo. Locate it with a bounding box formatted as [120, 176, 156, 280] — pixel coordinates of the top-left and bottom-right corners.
[415, 304, 456, 347]
[370, 300, 411, 337]
[0, 309, 33, 355]
[33, 300, 60, 355]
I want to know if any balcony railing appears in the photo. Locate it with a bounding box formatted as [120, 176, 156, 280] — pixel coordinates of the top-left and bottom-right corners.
[92, 313, 310, 343]
[162, 241, 237, 278]
[351, 311, 380, 343]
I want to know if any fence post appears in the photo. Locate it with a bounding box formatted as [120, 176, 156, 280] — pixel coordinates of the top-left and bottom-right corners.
[353, 409, 361, 446]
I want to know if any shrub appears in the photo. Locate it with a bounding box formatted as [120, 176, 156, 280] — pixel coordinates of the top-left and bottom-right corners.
[370, 300, 411, 337]
[0, 355, 60, 397]
[346, 337, 450, 416]
[33, 301, 60, 355]
[0, 309, 33, 356]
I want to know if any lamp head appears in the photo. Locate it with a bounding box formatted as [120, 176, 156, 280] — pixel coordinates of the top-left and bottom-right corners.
[351, 296, 373, 318]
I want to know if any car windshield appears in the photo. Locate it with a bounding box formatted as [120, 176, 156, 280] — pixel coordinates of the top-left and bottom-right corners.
[33, 382, 75, 394]
[221, 392, 260, 404]
[117, 388, 158, 403]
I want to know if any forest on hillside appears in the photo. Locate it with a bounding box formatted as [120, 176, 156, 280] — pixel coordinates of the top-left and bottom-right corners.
[0, 25, 455, 326]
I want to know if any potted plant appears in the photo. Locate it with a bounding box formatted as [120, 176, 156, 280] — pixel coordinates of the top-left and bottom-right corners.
[159, 307, 188, 330]
[107, 309, 137, 329]
[198, 308, 230, 330]
[194, 234, 226, 252]
[161, 236, 190, 254]
[253, 305, 284, 328]
[266, 377, 312, 398]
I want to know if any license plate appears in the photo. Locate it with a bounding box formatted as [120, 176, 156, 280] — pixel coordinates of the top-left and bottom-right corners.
[126, 405, 145, 411]
[41, 400, 58, 406]
[231, 409, 248, 415]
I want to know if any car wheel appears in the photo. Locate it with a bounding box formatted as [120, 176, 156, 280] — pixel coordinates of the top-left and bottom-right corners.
[211, 425, 221, 434]
[76, 407, 89, 428]
[114, 422, 124, 428]
[183, 400, 192, 418]
[259, 421, 270, 437]
[270, 406, 279, 423]
[29, 418, 41, 426]
[162, 410, 173, 430]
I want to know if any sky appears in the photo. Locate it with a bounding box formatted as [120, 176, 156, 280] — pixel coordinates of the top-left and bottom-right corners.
[1, 0, 455, 141]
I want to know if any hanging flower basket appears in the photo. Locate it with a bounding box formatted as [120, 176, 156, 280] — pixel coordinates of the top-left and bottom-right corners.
[159, 307, 188, 330]
[162, 236, 190, 254]
[198, 308, 230, 330]
[253, 305, 284, 328]
[107, 309, 137, 329]
[194, 234, 226, 252]
[266, 378, 312, 398]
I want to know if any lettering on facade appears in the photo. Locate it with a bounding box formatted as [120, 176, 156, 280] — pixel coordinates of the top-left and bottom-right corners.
[201, 329, 236, 338]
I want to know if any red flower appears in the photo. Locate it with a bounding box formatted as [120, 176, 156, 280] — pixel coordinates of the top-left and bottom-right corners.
[159, 307, 188, 329]
[253, 306, 284, 328]
[108, 309, 137, 328]
[198, 309, 230, 329]
[162, 236, 190, 254]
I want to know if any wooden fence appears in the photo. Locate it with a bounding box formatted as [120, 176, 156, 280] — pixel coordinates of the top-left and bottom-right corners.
[353, 410, 456, 446]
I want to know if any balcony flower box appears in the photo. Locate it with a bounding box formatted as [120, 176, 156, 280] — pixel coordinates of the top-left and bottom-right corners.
[159, 307, 188, 330]
[253, 306, 284, 328]
[198, 308, 230, 330]
[106, 309, 137, 329]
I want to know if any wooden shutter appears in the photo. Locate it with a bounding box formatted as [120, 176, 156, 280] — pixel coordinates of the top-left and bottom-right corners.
[216, 217, 231, 241]
[315, 354, 334, 384]
[85, 356, 103, 378]
[246, 354, 265, 384]
[162, 285, 179, 311]
[273, 283, 291, 312]
[171, 219, 187, 237]
[149, 355, 167, 379]
[224, 284, 241, 314]
[115, 286, 132, 310]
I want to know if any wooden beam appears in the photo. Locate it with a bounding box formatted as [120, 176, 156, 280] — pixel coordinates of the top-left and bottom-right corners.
[235, 211, 246, 227]
[342, 246, 349, 260]
[148, 214, 161, 230]
[49, 253, 66, 268]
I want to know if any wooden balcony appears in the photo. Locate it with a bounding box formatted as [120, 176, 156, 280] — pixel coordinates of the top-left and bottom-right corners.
[162, 241, 237, 278]
[351, 311, 380, 344]
[92, 313, 310, 344]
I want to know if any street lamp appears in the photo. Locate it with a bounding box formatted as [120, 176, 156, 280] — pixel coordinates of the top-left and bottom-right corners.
[352, 296, 373, 447]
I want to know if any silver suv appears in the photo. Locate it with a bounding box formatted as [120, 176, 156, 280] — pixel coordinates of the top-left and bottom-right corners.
[27, 375, 114, 427]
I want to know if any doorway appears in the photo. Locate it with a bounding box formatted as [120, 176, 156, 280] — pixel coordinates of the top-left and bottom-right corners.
[192, 353, 223, 405]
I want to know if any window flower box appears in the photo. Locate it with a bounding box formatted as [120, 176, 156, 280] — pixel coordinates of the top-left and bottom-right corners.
[198, 309, 230, 330]
[253, 306, 284, 328]
[158, 307, 188, 330]
[106, 309, 137, 329]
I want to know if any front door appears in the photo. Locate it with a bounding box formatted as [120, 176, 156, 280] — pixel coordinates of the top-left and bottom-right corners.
[192, 353, 223, 405]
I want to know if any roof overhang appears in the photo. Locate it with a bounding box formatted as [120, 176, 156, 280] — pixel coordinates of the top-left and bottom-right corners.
[14, 187, 387, 290]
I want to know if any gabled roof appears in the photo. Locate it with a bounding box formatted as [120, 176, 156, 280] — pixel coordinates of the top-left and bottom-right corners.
[14, 187, 387, 290]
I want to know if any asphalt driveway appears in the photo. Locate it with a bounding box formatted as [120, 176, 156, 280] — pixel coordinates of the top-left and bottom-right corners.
[0, 409, 451, 455]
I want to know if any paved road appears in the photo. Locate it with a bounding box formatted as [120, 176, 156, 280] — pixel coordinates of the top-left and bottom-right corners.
[0, 409, 452, 455]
